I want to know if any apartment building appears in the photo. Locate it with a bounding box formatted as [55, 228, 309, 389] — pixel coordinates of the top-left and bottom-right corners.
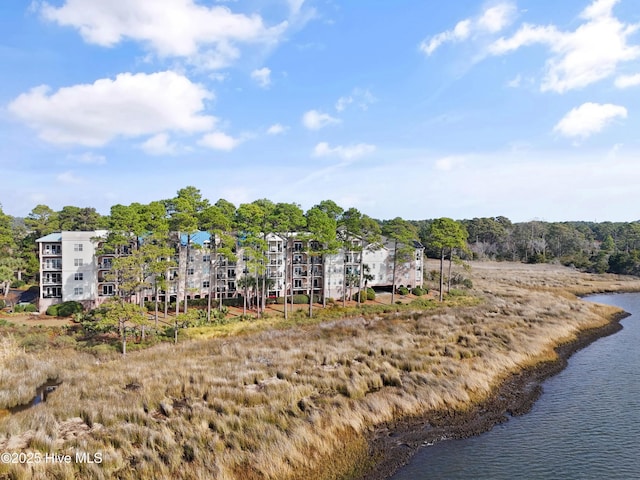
[36, 230, 424, 311]
[37, 230, 108, 312]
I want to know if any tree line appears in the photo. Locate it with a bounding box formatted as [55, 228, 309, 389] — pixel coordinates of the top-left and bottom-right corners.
[2, 191, 640, 303]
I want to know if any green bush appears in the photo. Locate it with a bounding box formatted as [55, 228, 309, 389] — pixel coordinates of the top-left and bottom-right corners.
[396, 286, 409, 296]
[367, 288, 376, 301]
[275, 297, 286, 305]
[0, 299, 5, 309]
[47, 301, 83, 317]
[411, 287, 427, 296]
[10, 280, 26, 288]
[14, 304, 37, 313]
[351, 291, 363, 302]
[291, 294, 309, 304]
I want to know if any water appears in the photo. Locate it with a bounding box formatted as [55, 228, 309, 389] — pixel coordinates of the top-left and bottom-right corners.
[390, 293, 640, 480]
[8, 379, 61, 414]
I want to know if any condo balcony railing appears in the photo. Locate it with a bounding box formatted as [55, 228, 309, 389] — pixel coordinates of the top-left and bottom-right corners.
[43, 264, 62, 271]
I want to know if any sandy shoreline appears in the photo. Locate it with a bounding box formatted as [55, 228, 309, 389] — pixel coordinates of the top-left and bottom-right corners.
[358, 309, 630, 480]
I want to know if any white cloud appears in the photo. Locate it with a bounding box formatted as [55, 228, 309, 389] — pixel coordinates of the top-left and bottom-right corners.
[554, 102, 627, 139]
[434, 155, 466, 171]
[267, 123, 287, 135]
[40, 0, 288, 69]
[199, 131, 242, 151]
[488, 0, 640, 93]
[477, 2, 517, 33]
[335, 96, 353, 112]
[287, 0, 305, 16]
[420, 20, 471, 55]
[57, 171, 82, 184]
[506, 74, 522, 88]
[335, 88, 376, 112]
[313, 142, 376, 160]
[251, 67, 271, 88]
[420, 2, 515, 55]
[67, 152, 106, 164]
[615, 73, 640, 88]
[8, 71, 215, 147]
[141, 133, 178, 155]
[302, 110, 341, 130]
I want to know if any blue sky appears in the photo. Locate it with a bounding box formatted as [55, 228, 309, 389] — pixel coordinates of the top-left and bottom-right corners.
[2, 0, 640, 222]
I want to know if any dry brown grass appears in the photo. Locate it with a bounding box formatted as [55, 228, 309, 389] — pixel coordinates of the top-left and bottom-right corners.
[2, 261, 640, 479]
[0, 336, 60, 411]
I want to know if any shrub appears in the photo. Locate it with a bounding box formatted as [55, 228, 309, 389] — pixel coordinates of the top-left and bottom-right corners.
[0, 299, 5, 309]
[450, 272, 473, 289]
[351, 289, 374, 302]
[14, 304, 37, 313]
[411, 287, 426, 296]
[291, 294, 309, 304]
[396, 286, 409, 296]
[10, 280, 26, 288]
[47, 301, 83, 317]
[275, 297, 286, 305]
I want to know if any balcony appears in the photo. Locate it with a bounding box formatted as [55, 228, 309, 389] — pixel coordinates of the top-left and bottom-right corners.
[42, 264, 62, 271]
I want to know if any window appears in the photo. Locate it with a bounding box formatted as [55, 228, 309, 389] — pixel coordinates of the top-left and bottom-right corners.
[203, 281, 210, 289]
[101, 285, 114, 296]
[293, 254, 303, 264]
[44, 273, 61, 284]
[294, 279, 302, 288]
[74, 243, 83, 252]
[44, 259, 62, 269]
[74, 273, 84, 281]
[74, 287, 83, 295]
[44, 244, 61, 255]
[293, 242, 303, 252]
[189, 255, 195, 263]
[294, 266, 303, 276]
[44, 287, 62, 298]
[188, 268, 195, 276]
[228, 268, 236, 277]
[74, 258, 83, 267]
[203, 255, 211, 263]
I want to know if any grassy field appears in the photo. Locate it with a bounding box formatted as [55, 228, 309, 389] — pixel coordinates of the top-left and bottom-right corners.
[1, 261, 639, 479]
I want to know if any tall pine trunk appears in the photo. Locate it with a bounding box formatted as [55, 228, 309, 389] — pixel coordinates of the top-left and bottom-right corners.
[439, 247, 445, 302]
[391, 239, 398, 305]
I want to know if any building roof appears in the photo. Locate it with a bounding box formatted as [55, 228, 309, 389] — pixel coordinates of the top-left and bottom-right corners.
[36, 233, 62, 242]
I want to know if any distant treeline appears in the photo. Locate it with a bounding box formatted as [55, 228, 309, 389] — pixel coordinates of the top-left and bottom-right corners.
[413, 217, 640, 276]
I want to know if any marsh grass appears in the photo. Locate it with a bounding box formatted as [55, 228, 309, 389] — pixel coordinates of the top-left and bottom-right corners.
[0, 336, 60, 410]
[1, 261, 639, 479]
